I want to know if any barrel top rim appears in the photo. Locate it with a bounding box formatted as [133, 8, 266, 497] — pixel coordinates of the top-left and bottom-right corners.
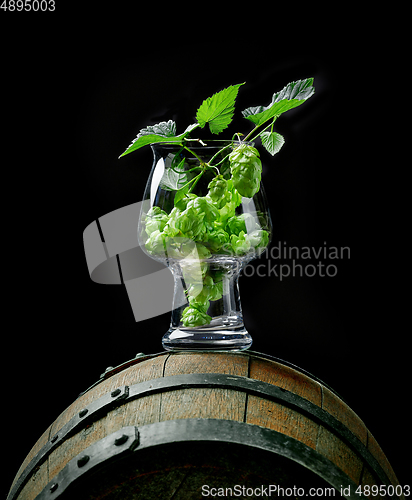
[78, 350, 347, 404]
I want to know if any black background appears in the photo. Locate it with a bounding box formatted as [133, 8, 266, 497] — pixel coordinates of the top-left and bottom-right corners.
[3, 7, 408, 498]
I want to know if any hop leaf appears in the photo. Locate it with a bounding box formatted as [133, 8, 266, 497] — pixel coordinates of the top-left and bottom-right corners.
[119, 122, 198, 158]
[260, 131, 285, 156]
[139, 120, 177, 137]
[242, 78, 315, 126]
[196, 83, 245, 134]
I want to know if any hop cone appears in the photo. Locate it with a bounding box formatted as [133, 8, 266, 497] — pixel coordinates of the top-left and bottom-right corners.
[207, 175, 227, 202]
[229, 144, 262, 198]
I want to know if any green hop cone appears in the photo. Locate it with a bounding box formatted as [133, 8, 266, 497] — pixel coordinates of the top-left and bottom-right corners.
[166, 238, 198, 260]
[207, 175, 228, 208]
[227, 213, 258, 236]
[174, 192, 197, 211]
[181, 303, 211, 327]
[218, 178, 242, 222]
[175, 206, 207, 240]
[187, 274, 223, 303]
[144, 208, 168, 236]
[229, 144, 262, 198]
[179, 242, 211, 283]
[230, 231, 252, 256]
[207, 274, 223, 301]
[205, 228, 230, 253]
[186, 196, 219, 230]
[183, 271, 224, 327]
[248, 229, 269, 249]
[163, 207, 182, 238]
[145, 230, 167, 256]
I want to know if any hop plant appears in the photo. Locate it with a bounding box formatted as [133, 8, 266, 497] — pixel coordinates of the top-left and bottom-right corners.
[229, 144, 262, 198]
[126, 79, 316, 328]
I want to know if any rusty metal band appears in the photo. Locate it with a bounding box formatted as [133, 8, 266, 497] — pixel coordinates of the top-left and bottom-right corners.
[35, 420, 364, 500]
[8, 374, 392, 500]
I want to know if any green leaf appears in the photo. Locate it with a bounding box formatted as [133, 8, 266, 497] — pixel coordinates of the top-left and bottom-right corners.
[174, 174, 201, 207]
[196, 83, 245, 135]
[173, 183, 191, 207]
[159, 158, 188, 191]
[119, 122, 198, 158]
[139, 120, 177, 136]
[260, 131, 285, 156]
[242, 78, 315, 126]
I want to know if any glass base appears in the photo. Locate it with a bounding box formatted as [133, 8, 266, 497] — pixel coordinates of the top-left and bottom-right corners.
[162, 323, 252, 351]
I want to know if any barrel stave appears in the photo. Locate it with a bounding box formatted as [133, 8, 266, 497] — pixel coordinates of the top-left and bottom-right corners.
[247, 355, 322, 451]
[322, 386, 368, 446]
[248, 355, 323, 405]
[160, 352, 249, 422]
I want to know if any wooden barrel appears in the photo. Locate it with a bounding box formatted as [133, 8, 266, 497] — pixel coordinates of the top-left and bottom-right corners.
[8, 351, 403, 500]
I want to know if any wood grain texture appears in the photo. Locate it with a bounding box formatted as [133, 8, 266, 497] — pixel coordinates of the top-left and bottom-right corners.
[161, 352, 249, 422]
[246, 396, 320, 449]
[316, 426, 364, 484]
[246, 355, 322, 452]
[321, 386, 367, 446]
[248, 355, 322, 405]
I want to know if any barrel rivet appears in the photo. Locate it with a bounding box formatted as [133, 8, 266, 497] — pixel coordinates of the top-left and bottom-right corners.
[100, 366, 114, 379]
[77, 455, 90, 468]
[114, 434, 129, 446]
[79, 409, 88, 418]
[50, 482, 58, 493]
[111, 388, 121, 398]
